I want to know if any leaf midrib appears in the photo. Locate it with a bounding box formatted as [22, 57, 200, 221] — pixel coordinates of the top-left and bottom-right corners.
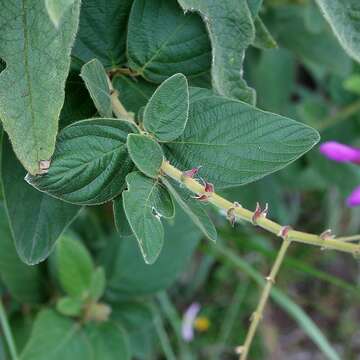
[21, 0, 39, 163]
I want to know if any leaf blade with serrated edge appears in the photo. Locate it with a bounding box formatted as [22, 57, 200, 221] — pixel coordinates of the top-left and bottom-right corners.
[0, 0, 80, 174]
[165, 88, 320, 188]
[1, 134, 81, 264]
[177, 0, 256, 103]
[26, 119, 135, 206]
[162, 177, 217, 242]
[80, 59, 113, 118]
[143, 73, 189, 142]
[122, 172, 174, 264]
[127, 134, 164, 178]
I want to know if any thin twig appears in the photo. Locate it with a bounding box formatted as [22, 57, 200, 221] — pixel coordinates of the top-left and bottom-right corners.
[0, 298, 18, 360]
[239, 239, 291, 360]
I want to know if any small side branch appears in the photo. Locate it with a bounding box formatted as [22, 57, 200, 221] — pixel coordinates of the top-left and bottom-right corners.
[238, 238, 291, 360]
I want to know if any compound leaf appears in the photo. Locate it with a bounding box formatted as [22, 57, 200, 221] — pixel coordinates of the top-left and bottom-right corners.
[165, 88, 320, 188]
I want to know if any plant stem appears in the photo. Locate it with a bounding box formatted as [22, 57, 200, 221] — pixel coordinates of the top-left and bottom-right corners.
[239, 239, 291, 360]
[336, 235, 360, 242]
[152, 304, 177, 360]
[0, 298, 18, 360]
[161, 161, 360, 255]
[318, 100, 360, 131]
[157, 292, 192, 360]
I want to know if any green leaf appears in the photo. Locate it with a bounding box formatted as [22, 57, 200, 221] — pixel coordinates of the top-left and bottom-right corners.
[1, 135, 81, 264]
[111, 301, 155, 359]
[162, 178, 217, 242]
[21, 310, 92, 360]
[0, 204, 44, 303]
[127, 135, 164, 178]
[268, 4, 352, 77]
[165, 88, 320, 188]
[122, 172, 174, 264]
[0, 0, 80, 175]
[26, 119, 135, 205]
[89, 267, 106, 302]
[56, 297, 83, 317]
[72, 0, 133, 67]
[315, 0, 360, 63]
[84, 322, 131, 360]
[127, 0, 211, 82]
[80, 59, 112, 118]
[113, 75, 157, 115]
[113, 195, 133, 237]
[143, 74, 189, 142]
[101, 207, 202, 297]
[56, 235, 94, 299]
[177, 0, 256, 103]
[344, 74, 360, 95]
[45, 0, 76, 27]
[253, 16, 278, 50]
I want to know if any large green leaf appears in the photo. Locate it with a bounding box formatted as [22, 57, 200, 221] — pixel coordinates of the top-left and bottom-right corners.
[84, 322, 131, 360]
[127, 0, 211, 83]
[80, 59, 112, 118]
[45, 0, 77, 27]
[315, 0, 360, 63]
[266, 4, 352, 77]
[0, 204, 43, 303]
[111, 301, 156, 359]
[165, 88, 320, 188]
[162, 178, 217, 242]
[26, 119, 135, 205]
[177, 0, 256, 103]
[127, 134, 164, 178]
[122, 172, 174, 264]
[56, 235, 94, 299]
[101, 207, 202, 297]
[72, 0, 133, 67]
[143, 74, 189, 142]
[1, 135, 81, 264]
[21, 310, 92, 360]
[0, 0, 80, 175]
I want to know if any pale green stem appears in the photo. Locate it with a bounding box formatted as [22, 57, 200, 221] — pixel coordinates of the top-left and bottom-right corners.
[239, 239, 291, 360]
[318, 100, 360, 131]
[161, 161, 360, 255]
[152, 305, 177, 360]
[0, 298, 18, 360]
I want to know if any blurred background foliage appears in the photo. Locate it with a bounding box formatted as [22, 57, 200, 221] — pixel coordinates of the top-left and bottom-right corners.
[1, 0, 360, 359]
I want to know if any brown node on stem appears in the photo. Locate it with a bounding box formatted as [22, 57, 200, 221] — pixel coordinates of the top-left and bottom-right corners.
[252, 202, 268, 225]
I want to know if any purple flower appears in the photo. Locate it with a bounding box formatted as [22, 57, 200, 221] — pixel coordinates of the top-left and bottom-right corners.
[319, 141, 360, 164]
[181, 302, 200, 342]
[319, 141, 360, 207]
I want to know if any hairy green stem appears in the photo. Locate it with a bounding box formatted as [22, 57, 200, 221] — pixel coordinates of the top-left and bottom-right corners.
[0, 298, 18, 360]
[239, 239, 291, 360]
[161, 161, 360, 255]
